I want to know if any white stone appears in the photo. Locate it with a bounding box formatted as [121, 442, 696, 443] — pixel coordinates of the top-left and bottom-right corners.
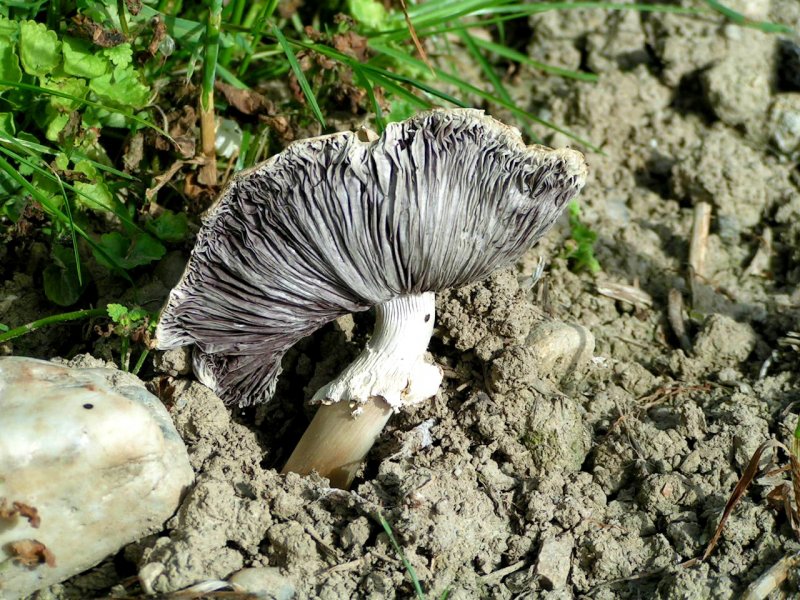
[229, 567, 296, 600]
[769, 94, 800, 157]
[526, 321, 595, 380]
[535, 535, 574, 590]
[0, 357, 193, 599]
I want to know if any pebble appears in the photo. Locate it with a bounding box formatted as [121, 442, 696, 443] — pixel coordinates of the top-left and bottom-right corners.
[0, 357, 193, 599]
[535, 535, 574, 590]
[526, 321, 595, 380]
[768, 94, 800, 157]
[229, 567, 296, 600]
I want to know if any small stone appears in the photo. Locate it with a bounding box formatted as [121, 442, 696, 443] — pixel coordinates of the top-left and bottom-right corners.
[768, 94, 800, 157]
[0, 357, 193, 599]
[228, 567, 296, 600]
[535, 535, 574, 590]
[526, 321, 595, 381]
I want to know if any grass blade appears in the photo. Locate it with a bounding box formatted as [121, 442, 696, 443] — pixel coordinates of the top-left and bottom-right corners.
[0, 308, 107, 344]
[238, 0, 280, 77]
[703, 0, 794, 33]
[0, 133, 82, 284]
[272, 24, 326, 128]
[378, 513, 426, 600]
[352, 64, 387, 132]
[457, 30, 514, 105]
[0, 141, 141, 234]
[287, 38, 435, 110]
[469, 35, 598, 82]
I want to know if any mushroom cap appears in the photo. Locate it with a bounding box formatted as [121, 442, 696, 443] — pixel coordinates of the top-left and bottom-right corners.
[157, 109, 587, 407]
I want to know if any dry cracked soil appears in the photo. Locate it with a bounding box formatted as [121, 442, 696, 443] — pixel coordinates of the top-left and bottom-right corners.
[6, 0, 800, 598]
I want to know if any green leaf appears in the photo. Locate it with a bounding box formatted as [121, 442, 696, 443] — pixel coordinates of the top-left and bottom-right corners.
[43, 76, 88, 111]
[0, 35, 22, 89]
[44, 110, 70, 141]
[0, 323, 8, 333]
[62, 37, 109, 79]
[93, 231, 166, 270]
[146, 209, 189, 243]
[0, 112, 14, 134]
[0, 185, 25, 222]
[43, 245, 86, 306]
[0, 80, 170, 139]
[54, 152, 69, 170]
[348, 0, 389, 29]
[127, 307, 149, 323]
[107, 303, 128, 323]
[89, 64, 150, 109]
[18, 20, 61, 76]
[0, 152, 130, 278]
[565, 200, 601, 274]
[73, 160, 115, 211]
[102, 43, 133, 68]
[0, 17, 18, 39]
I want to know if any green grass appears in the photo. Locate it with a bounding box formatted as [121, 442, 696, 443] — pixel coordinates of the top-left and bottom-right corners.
[378, 513, 450, 600]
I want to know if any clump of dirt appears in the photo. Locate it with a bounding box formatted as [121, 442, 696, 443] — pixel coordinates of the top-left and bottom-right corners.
[29, 2, 800, 598]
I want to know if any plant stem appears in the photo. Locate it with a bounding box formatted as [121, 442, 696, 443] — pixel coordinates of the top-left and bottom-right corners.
[117, 0, 129, 36]
[238, 0, 280, 77]
[199, 0, 223, 186]
[46, 0, 60, 31]
[120, 336, 131, 372]
[0, 308, 106, 344]
[132, 348, 150, 376]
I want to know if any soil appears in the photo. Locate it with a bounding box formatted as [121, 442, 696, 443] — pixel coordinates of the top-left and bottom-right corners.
[7, 0, 800, 598]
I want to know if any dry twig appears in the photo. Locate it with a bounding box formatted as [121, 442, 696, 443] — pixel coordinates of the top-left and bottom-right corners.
[688, 202, 711, 306]
[667, 288, 692, 354]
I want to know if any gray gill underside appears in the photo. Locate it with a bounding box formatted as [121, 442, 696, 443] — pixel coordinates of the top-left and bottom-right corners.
[156, 109, 587, 406]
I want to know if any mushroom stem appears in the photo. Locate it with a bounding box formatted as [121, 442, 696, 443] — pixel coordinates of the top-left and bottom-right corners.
[280, 397, 393, 489]
[282, 292, 442, 488]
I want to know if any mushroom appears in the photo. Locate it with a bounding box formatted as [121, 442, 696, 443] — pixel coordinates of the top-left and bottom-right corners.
[156, 109, 587, 488]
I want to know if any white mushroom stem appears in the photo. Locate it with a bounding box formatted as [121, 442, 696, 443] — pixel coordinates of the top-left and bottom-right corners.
[282, 292, 442, 488]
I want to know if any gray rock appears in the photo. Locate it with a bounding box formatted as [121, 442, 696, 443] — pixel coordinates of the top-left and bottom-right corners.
[535, 535, 574, 590]
[526, 321, 595, 382]
[768, 94, 800, 157]
[0, 357, 193, 599]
